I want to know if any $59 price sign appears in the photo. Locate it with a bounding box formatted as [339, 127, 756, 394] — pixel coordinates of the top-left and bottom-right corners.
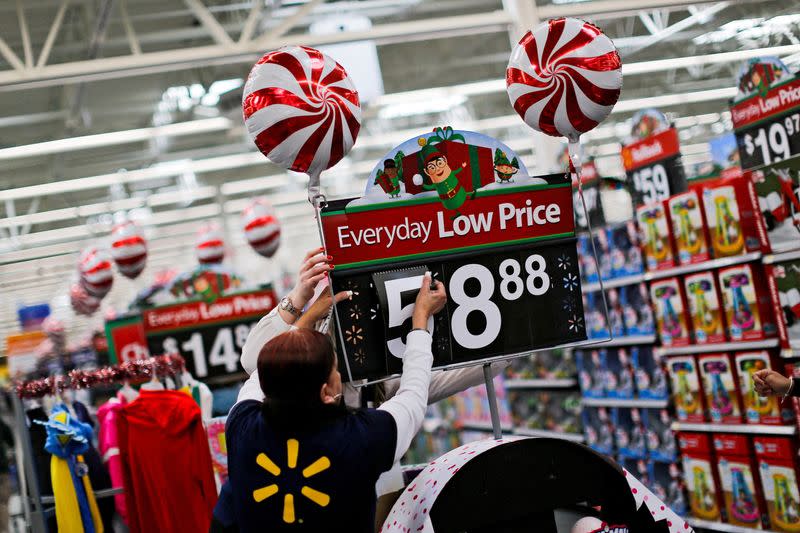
[142, 288, 277, 379]
[738, 111, 800, 170]
[323, 179, 586, 383]
[622, 128, 686, 208]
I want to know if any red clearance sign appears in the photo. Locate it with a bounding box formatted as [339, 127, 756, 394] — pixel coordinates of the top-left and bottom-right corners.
[321, 183, 574, 270]
[731, 77, 800, 130]
[143, 289, 277, 333]
[621, 128, 681, 172]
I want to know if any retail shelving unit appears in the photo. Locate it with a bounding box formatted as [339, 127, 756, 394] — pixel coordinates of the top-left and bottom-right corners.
[513, 427, 585, 442]
[643, 252, 761, 281]
[671, 422, 796, 436]
[655, 338, 780, 356]
[504, 378, 577, 389]
[688, 518, 784, 533]
[582, 397, 670, 408]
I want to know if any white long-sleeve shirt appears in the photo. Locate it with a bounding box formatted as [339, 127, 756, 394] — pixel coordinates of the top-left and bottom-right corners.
[235, 306, 506, 494]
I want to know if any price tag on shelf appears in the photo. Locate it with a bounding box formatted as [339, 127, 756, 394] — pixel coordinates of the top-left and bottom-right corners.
[621, 128, 686, 208]
[142, 288, 278, 379]
[322, 180, 587, 383]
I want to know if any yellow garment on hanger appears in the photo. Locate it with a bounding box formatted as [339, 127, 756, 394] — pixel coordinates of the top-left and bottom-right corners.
[50, 454, 104, 533]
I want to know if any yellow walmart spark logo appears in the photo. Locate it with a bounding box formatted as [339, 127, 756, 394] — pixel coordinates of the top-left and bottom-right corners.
[253, 439, 331, 524]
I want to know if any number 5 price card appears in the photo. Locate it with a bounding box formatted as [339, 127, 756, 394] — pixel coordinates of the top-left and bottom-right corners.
[319, 128, 594, 383]
[142, 287, 278, 379]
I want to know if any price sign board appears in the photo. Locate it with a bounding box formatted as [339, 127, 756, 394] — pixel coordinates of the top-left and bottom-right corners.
[322, 179, 587, 383]
[732, 77, 800, 171]
[142, 287, 278, 379]
[622, 127, 686, 207]
[732, 70, 800, 252]
[105, 315, 149, 364]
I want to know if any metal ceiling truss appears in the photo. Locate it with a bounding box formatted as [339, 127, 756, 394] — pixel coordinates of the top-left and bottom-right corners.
[0, 0, 756, 91]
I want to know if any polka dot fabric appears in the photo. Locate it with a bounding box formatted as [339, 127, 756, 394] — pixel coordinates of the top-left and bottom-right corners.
[380, 437, 524, 532]
[623, 468, 694, 532]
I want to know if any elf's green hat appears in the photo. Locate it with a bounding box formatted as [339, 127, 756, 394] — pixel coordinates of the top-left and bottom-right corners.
[419, 139, 445, 165]
[494, 148, 511, 166]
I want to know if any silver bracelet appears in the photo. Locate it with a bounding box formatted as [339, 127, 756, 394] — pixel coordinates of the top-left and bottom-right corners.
[784, 378, 795, 400]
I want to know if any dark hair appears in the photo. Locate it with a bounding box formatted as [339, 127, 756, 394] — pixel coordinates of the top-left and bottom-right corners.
[257, 329, 345, 430]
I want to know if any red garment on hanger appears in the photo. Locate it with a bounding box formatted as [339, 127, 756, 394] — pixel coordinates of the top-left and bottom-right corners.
[118, 389, 217, 533]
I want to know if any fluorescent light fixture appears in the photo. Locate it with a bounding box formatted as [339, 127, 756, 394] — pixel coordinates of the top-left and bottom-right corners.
[0, 117, 231, 161]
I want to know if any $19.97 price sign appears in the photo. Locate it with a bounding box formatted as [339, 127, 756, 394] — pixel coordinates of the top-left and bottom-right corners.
[732, 78, 800, 170]
[321, 177, 587, 383]
[142, 288, 277, 379]
[621, 127, 686, 208]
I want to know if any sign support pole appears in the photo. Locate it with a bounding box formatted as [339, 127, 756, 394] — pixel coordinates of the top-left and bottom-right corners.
[483, 363, 503, 439]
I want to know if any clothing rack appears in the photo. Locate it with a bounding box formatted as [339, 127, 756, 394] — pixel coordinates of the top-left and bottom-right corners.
[11, 354, 186, 533]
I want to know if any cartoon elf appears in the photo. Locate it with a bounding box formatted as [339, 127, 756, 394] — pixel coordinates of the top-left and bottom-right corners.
[414, 140, 469, 219]
[383, 159, 401, 197]
[494, 149, 519, 183]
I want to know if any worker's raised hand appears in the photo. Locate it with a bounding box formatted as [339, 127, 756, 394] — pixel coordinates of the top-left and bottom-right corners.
[290, 247, 333, 308]
[412, 272, 447, 329]
[752, 369, 791, 397]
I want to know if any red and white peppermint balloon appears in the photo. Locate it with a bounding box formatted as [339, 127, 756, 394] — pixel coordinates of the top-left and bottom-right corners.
[242, 198, 281, 258]
[507, 17, 622, 142]
[242, 46, 361, 180]
[70, 283, 101, 316]
[195, 225, 225, 264]
[78, 246, 114, 298]
[110, 221, 147, 279]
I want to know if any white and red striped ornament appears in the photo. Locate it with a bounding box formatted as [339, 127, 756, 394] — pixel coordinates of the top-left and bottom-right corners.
[195, 225, 225, 264]
[70, 283, 101, 316]
[507, 17, 622, 142]
[242, 198, 281, 258]
[242, 46, 361, 196]
[78, 246, 114, 298]
[110, 221, 147, 279]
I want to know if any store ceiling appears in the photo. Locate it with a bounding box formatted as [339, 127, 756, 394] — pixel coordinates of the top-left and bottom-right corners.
[2, 0, 800, 351]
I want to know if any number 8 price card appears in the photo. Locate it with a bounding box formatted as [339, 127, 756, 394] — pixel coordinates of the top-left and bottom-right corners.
[143, 287, 278, 380]
[731, 57, 800, 253]
[320, 128, 591, 383]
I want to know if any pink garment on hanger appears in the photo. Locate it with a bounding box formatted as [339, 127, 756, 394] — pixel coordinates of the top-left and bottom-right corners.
[97, 394, 128, 524]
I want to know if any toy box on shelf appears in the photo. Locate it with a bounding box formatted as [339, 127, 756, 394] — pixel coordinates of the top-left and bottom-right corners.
[637, 201, 676, 271]
[715, 433, 768, 529]
[699, 175, 767, 257]
[766, 255, 800, 350]
[738, 351, 793, 425]
[646, 407, 678, 461]
[668, 190, 711, 265]
[584, 292, 609, 340]
[583, 406, 615, 455]
[651, 277, 693, 346]
[508, 389, 583, 435]
[621, 284, 656, 336]
[697, 353, 743, 425]
[576, 349, 606, 398]
[632, 346, 669, 400]
[651, 460, 689, 517]
[504, 349, 576, 380]
[613, 407, 648, 459]
[754, 436, 800, 532]
[450, 375, 513, 430]
[679, 432, 726, 522]
[606, 289, 627, 338]
[684, 271, 728, 345]
[604, 348, 636, 399]
[668, 355, 706, 423]
[608, 221, 645, 278]
[718, 263, 778, 341]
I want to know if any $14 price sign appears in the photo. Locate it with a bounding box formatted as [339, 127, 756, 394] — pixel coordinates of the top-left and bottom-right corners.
[322, 180, 587, 383]
[621, 127, 686, 208]
[142, 288, 277, 379]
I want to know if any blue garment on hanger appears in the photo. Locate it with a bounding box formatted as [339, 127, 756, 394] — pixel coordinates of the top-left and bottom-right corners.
[35, 404, 99, 533]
